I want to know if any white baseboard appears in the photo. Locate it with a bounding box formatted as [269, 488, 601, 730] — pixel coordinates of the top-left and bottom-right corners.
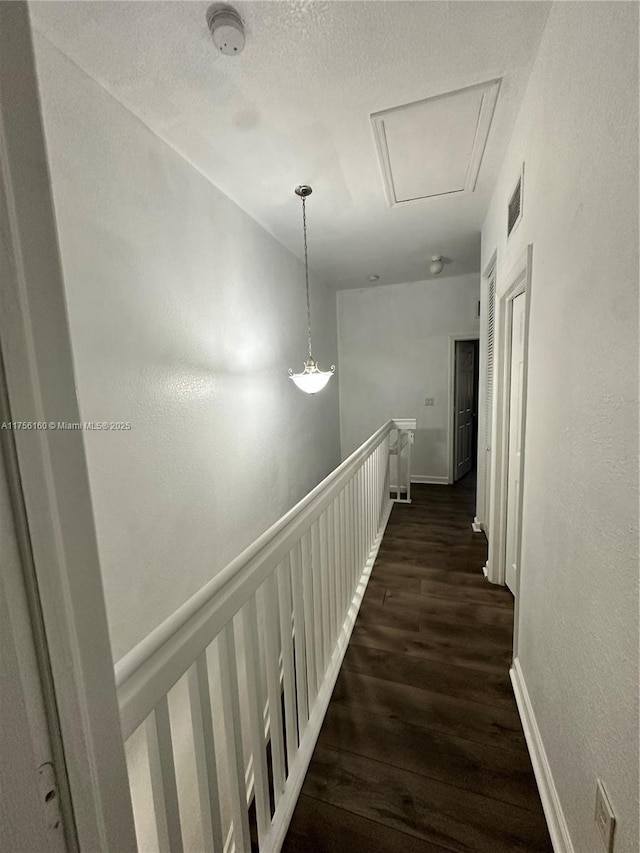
[410, 475, 449, 485]
[510, 658, 574, 853]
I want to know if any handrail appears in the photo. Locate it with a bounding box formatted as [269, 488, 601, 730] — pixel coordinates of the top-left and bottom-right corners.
[115, 419, 415, 738]
[116, 419, 392, 687]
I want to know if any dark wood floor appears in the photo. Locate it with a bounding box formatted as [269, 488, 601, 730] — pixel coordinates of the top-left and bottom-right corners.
[282, 474, 552, 853]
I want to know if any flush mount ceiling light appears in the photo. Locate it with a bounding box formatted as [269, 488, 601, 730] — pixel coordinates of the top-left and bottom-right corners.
[429, 255, 444, 275]
[288, 185, 335, 395]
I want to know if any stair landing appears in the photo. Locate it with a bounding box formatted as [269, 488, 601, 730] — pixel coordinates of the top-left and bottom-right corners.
[282, 475, 552, 853]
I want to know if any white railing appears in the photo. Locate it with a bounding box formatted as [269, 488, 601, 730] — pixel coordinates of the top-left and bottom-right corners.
[115, 418, 415, 853]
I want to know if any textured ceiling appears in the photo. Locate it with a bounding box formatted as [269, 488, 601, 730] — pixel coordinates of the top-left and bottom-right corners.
[30, 1, 550, 289]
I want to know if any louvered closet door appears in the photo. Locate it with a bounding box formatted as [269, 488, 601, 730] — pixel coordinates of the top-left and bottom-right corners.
[483, 270, 496, 534]
[505, 293, 526, 594]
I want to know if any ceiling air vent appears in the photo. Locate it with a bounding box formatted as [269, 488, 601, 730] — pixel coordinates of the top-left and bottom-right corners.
[507, 165, 524, 238]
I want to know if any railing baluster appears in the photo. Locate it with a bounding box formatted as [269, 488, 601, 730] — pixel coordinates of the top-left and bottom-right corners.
[326, 502, 337, 646]
[260, 574, 286, 804]
[375, 444, 382, 526]
[333, 495, 342, 627]
[368, 454, 373, 554]
[241, 596, 271, 847]
[276, 559, 298, 770]
[335, 496, 343, 635]
[301, 531, 318, 705]
[187, 654, 224, 853]
[349, 476, 358, 599]
[317, 514, 331, 670]
[358, 465, 365, 573]
[217, 625, 251, 853]
[310, 520, 325, 686]
[384, 435, 391, 506]
[146, 696, 183, 853]
[341, 490, 348, 620]
[290, 540, 309, 738]
[396, 430, 400, 500]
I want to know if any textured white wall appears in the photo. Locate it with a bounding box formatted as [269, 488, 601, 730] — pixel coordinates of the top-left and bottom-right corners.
[338, 275, 479, 481]
[33, 34, 341, 663]
[482, 4, 638, 852]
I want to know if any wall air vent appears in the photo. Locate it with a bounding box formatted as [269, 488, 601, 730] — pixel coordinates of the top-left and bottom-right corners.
[371, 78, 501, 208]
[507, 165, 524, 238]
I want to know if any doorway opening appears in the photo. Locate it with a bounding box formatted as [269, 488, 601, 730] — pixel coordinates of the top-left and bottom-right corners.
[449, 336, 480, 484]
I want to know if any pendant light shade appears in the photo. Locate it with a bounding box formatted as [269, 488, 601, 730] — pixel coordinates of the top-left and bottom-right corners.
[289, 357, 335, 394]
[288, 185, 335, 395]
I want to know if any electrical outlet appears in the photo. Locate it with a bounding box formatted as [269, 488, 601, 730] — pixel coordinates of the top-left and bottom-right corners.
[595, 780, 616, 852]
[424, 397, 435, 407]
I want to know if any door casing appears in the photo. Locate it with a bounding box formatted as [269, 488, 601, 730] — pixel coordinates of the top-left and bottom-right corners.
[485, 246, 532, 656]
[0, 4, 137, 849]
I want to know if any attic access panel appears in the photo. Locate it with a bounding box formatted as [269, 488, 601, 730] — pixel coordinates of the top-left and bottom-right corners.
[371, 79, 501, 207]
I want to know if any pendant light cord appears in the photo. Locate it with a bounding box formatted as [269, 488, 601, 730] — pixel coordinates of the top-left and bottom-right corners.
[301, 195, 313, 360]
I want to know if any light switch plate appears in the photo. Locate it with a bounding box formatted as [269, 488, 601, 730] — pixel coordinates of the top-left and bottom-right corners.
[595, 780, 615, 852]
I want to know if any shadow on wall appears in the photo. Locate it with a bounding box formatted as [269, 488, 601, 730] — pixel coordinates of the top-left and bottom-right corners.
[413, 426, 449, 481]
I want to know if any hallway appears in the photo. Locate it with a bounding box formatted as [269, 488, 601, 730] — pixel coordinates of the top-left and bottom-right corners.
[283, 477, 552, 852]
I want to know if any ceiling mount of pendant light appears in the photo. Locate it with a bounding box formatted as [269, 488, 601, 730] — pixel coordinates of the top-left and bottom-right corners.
[288, 185, 335, 395]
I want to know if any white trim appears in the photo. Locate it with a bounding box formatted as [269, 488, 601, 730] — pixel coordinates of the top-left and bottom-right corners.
[486, 245, 532, 601]
[390, 474, 448, 489]
[510, 659, 574, 853]
[0, 5, 136, 849]
[447, 333, 480, 485]
[370, 79, 501, 208]
[471, 517, 483, 533]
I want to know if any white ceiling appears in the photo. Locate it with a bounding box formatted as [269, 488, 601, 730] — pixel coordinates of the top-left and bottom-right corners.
[30, 1, 550, 289]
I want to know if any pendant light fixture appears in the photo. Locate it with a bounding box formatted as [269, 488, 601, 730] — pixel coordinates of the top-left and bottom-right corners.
[288, 185, 335, 395]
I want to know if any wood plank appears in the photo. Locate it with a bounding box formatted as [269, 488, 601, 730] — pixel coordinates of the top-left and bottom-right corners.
[302, 744, 553, 853]
[330, 669, 527, 755]
[380, 590, 515, 629]
[283, 794, 450, 853]
[342, 644, 515, 710]
[349, 621, 512, 674]
[317, 703, 542, 812]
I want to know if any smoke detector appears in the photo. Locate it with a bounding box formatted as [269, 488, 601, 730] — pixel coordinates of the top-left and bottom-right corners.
[207, 5, 245, 56]
[429, 255, 444, 275]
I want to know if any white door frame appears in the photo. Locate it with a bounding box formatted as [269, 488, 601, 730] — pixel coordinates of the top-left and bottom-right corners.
[486, 246, 533, 600]
[447, 333, 480, 485]
[0, 5, 137, 849]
